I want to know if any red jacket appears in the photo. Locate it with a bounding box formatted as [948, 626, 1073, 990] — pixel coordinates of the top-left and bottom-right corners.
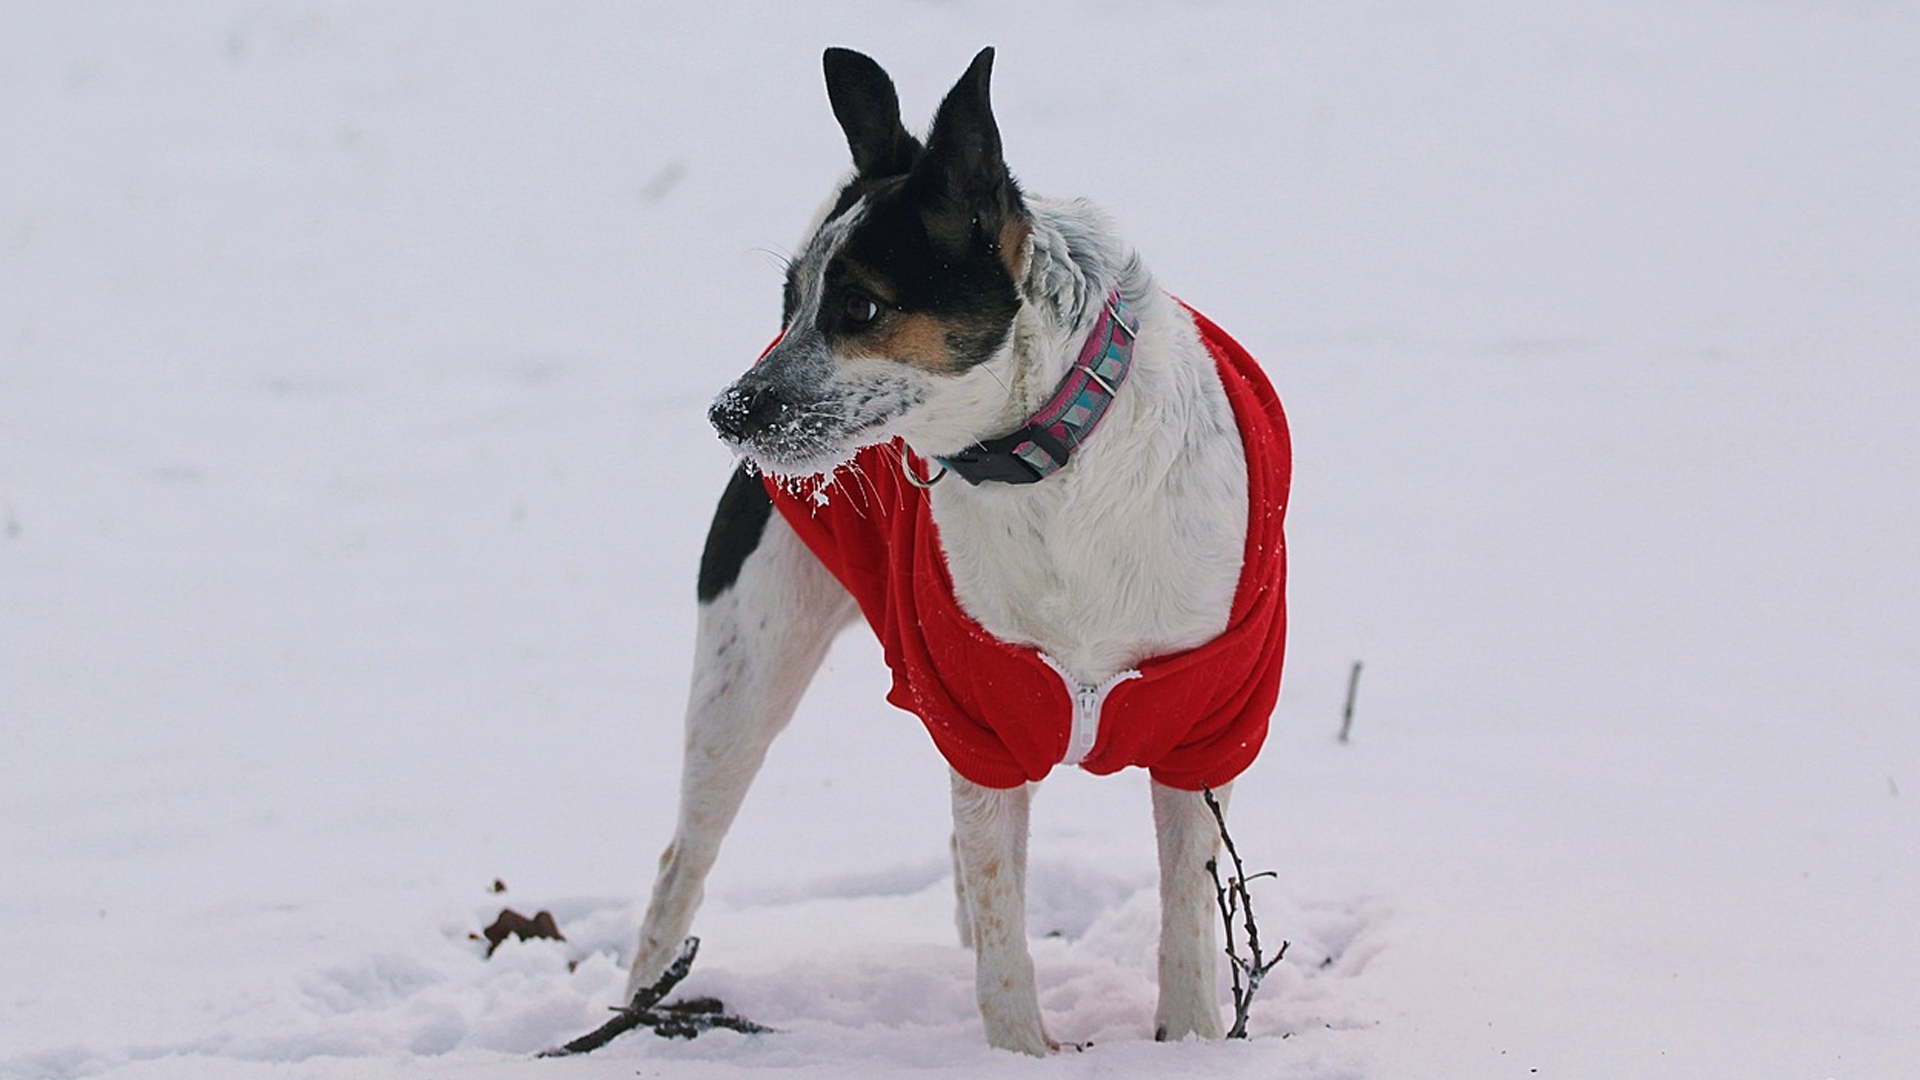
[765, 304, 1289, 790]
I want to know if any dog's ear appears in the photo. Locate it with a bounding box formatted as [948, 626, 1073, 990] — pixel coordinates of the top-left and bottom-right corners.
[823, 48, 923, 179]
[911, 47, 1024, 258]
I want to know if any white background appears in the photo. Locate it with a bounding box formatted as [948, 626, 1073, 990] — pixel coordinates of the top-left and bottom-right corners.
[3, 2, 1915, 1077]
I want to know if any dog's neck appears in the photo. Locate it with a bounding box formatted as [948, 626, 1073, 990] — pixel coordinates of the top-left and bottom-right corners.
[933, 291, 1136, 486]
[1004, 199, 1148, 429]
[911, 198, 1250, 684]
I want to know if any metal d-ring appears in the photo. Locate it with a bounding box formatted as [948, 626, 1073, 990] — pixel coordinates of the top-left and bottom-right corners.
[899, 446, 948, 488]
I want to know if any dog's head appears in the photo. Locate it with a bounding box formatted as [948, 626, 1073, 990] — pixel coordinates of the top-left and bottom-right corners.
[709, 47, 1031, 478]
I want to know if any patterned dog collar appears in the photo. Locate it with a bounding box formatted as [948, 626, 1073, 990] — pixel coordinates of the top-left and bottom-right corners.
[937, 292, 1139, 485]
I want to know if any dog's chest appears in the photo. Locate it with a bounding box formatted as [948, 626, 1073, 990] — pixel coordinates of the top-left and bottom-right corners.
[929, 444, 1246, 685]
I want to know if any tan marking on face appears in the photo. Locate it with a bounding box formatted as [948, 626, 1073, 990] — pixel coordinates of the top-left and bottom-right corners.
[845, 311, 958, 373]
[997, 217, 1032, 281]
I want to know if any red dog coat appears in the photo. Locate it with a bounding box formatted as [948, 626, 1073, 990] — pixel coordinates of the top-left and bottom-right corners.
[765, 304, 1290, 790]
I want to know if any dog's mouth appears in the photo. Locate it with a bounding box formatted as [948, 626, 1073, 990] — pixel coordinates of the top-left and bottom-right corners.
[709, 384, 911, 480]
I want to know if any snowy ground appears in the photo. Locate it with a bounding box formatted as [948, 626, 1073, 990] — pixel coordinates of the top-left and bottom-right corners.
[3, 2, 1916, 1078]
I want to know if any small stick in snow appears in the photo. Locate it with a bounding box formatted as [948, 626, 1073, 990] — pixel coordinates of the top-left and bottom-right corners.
[536, 936, 771, 1058]
[1338, 660, 1363, 743]
[1202, 787, 1288, 1039]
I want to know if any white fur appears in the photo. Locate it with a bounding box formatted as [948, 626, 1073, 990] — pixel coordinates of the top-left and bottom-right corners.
[628, 195, 1248, 1054]
[923, 198, 1248, 685]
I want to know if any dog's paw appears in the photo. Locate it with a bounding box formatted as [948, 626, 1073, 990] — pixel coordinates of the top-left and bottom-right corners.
[981, 1009, 1052, 1057]
[1153, 1002, 1225, 1043]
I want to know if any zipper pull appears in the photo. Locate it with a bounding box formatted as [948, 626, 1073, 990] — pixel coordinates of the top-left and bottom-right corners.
[1042, 654, 1142, 768]
[1066, 683, 1102, 766]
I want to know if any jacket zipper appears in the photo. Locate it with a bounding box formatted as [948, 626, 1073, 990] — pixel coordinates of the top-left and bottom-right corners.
[1041, 655, 1143, 768]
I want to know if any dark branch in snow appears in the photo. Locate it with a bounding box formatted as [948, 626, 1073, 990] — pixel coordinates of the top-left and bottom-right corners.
[536, 936, 772, 1058]
[1203, 787, 1288, 1039]
[1339, 660, 1364, 743]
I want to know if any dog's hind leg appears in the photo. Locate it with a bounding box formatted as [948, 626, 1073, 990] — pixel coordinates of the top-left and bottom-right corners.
[950, 771, 1051, 1055]
[1152, 779, 1229, 1041]
[624, 466, 856, 1003]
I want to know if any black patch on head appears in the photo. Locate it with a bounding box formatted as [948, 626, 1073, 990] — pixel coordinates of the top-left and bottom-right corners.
[695, 463, 775, 604]
[822, 190, 1020, 365]
[806, 47, 1028, 368]
[776, 51, 932, 328]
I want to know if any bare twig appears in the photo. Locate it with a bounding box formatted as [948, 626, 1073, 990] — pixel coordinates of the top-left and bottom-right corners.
[1338, 661, 1364, 743]
[1202, 787, 1288, 1039]
[536, 937, 771, 1058]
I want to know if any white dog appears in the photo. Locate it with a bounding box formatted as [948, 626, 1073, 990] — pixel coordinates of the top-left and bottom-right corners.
[624, 46, 1291, 1054]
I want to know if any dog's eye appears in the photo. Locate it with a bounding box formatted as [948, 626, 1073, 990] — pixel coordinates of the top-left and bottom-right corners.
[842, 293, 880, 328]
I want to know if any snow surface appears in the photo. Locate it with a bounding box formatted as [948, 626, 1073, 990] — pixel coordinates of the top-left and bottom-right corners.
[3, 2, 1917, 1078]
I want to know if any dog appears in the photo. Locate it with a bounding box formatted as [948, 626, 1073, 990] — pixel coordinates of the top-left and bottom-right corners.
[624, 46, 1290, 1055]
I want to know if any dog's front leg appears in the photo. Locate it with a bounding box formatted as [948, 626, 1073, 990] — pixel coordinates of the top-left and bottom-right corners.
[949, 770, 1051, 1055]
[1152, 779, 1229, 1041]
[625, 478, 854, 1003]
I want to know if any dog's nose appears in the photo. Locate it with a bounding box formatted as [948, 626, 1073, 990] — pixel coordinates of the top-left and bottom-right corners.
[709, 380, 789, 443]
